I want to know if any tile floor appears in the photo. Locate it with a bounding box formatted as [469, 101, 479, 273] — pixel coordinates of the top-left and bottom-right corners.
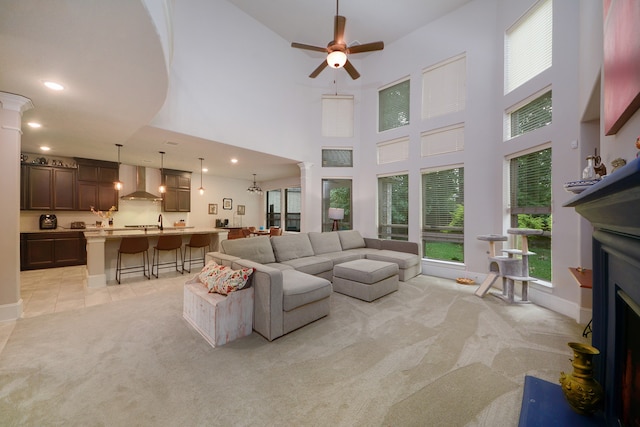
[19, 265, 190, 318]
[0, 265, 195, 358]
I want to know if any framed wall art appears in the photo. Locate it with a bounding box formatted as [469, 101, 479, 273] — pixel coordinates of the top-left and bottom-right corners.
[237, 205, 245, 215]
[223, 198, 232, 210]
[208, 204, 218, 215]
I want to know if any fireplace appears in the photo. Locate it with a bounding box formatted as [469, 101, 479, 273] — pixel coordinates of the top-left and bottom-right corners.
[567, 158, 640, 426]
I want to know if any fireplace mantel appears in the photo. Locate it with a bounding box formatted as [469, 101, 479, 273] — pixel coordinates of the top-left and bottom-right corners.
[565, 157, 640, 426]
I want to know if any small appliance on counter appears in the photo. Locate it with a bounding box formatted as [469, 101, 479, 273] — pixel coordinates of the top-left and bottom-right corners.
[215, 219, 229, 228]
[39, 214, 57, 230]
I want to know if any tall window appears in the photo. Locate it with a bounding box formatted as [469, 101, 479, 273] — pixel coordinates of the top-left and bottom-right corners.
[422, 54, 466, 119]
[285, 187, 301, 232]
[266, 190, 281, 228]
[378, 174, 409, 240]
[422, 167, 464, 262]
[505, 0, 553, 93]
[507, 90, 552, 139]
[509, 148, 552, 281]
[322, 179, 352, 231]
[379, 79, 410, 132]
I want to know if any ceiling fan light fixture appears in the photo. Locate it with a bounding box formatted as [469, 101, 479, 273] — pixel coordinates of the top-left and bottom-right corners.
[327, 50, 347, 69]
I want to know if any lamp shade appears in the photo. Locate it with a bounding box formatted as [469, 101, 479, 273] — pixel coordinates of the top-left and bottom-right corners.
[327, 51, 347, 69]
[328, 207, 344, 220]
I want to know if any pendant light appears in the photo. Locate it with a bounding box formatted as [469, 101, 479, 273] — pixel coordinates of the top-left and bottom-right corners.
[198, 157, 205, 195]
[114, 144, 123, 191]
[158, 151, 166, 194]
[247, 173, 263, 195]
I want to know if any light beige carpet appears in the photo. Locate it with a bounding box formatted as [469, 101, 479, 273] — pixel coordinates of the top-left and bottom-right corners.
[0, 274, 587, 426]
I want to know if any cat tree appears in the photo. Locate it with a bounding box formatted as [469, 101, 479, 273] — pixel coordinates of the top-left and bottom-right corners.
[475, 228, 544, 304]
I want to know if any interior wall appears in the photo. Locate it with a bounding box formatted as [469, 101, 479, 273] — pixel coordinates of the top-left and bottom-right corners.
[151, 0, 600, 320]
[150, 0, 316, 164]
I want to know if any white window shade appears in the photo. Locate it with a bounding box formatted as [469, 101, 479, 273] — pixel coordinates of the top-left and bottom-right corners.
[505, 0, 553, 93]
[422, 55, 466, 119]
[421, 124, 465, 157]
[322, 95, 354, 138]
[377, 137, 409, 164]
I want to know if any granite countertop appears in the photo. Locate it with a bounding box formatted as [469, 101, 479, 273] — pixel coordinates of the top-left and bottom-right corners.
[83, 227, 227, 239]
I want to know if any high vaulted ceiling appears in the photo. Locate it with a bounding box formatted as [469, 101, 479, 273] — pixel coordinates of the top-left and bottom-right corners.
[1, 0, 471, 181]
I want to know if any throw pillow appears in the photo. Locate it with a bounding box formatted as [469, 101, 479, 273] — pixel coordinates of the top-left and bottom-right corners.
[198, 261, 253, 295]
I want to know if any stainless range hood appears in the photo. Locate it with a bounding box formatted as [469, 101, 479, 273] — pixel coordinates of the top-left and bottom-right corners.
[121, 166, 163, 201]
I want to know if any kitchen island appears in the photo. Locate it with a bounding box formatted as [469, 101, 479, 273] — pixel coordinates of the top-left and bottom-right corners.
[83, 227, 227, 287]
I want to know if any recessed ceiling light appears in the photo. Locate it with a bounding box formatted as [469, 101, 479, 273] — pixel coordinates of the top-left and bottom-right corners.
[40, 146, 50, 151]
[27, 122, 42, 128]
[43, 81, 64, 91]
[231, 158, 238, 164]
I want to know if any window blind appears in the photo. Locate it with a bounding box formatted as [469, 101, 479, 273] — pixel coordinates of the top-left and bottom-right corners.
[509, 148, 552, 214]
[508, 91, 552, 138]
[322, 148, 353, 167]
[505, 0, 553, 93]
[379, 79, 410, 132]
[322, 95, 354, 137]
[422, 167, 465, 230]
[421, 124, 465, 157]
[377, 137, 409, 164]
[422, 55, 466, 119]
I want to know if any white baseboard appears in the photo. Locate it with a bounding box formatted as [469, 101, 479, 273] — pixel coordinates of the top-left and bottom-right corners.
[0, 299, 23, 322]
[421, 260, 589, 325]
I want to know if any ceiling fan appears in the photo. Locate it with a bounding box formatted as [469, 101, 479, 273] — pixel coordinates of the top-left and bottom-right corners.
[291, 0, 384, 80]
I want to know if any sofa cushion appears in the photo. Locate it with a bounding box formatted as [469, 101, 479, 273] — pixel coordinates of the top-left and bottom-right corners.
[308, 231, 342, 255]
[338, 230, 366, 250]
[264, 262, 295, 271]
[316, 251, 363, 265]
[282, 256, 333, 276]
[281, 270, 332, 311]
[366, 249, 420, 269]
[271, 233, 314, 262]
[221, 236, 276, 264]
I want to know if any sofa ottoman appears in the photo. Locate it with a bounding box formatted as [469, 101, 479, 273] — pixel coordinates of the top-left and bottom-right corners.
[332, 259, 399, 302]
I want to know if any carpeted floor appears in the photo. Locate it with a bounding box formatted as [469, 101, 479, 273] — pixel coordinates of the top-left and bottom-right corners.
[0, 273, 588, 426]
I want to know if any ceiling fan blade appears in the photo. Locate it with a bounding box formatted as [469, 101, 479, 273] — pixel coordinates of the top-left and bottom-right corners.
[291, 42, 327, 53]
[309, 61, 329, 78]
[343, 60, 360, 80]
[347, 41, 384, 54]
[334, 15, 346, 44]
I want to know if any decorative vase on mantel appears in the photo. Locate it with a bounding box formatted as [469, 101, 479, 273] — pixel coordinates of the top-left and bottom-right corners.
[559, 342, 603, 415]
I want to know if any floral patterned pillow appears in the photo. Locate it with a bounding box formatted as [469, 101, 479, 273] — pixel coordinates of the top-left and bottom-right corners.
[198, 261, 253, 295]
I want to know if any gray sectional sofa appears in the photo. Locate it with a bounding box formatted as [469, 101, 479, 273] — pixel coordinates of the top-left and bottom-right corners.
[206, 230, 421, 341]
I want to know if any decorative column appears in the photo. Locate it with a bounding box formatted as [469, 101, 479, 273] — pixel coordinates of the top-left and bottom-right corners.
[0, 92, 33, 321]
[297, 162, 313, 232]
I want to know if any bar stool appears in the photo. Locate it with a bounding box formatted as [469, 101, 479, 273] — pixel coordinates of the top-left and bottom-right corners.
[152, 235, 184, 278]
[116, 237, 150, 284]
[182, 233, 211, 273]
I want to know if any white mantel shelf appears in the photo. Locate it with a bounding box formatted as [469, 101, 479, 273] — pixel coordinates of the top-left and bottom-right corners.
[84, 227, 228, 287]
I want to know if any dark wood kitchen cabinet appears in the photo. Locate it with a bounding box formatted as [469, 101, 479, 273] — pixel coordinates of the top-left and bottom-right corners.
[22, 164, 76, 210]
[20, 232, 87, 271]
[162, 169, 191, 212]
[75, 158, 119, 211]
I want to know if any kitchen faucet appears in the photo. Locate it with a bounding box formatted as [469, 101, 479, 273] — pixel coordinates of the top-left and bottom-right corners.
[158, 214, 163, 231]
